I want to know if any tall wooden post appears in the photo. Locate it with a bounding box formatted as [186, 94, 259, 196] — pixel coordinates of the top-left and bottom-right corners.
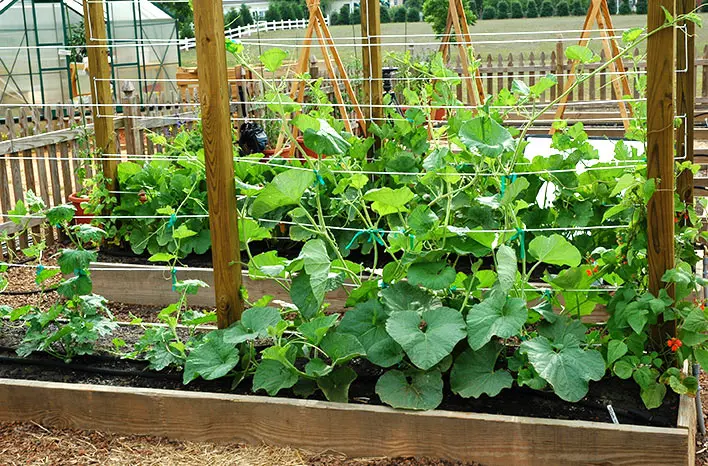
[361, 0, 383, 126]
[676, 0, 695, 207]
[83, 0, 117, 190]
[193, 0, 244, 327]
[647, 0, 676, 338]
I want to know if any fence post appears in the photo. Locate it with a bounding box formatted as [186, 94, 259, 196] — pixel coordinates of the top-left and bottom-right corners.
[676, 0, 695, 207]
[83, 0, 118, 191]
[361, 0, 383, 128]
[193, 0, 244, 327]
[121, 81, 142, 156]
[647, 0, 676, 340]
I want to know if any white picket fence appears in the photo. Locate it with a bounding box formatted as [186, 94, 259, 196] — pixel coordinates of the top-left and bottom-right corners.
[180, 18, 327, 51]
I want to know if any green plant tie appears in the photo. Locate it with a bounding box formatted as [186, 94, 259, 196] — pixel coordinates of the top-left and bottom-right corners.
[345, 228, 385, 250]
[450, 285, 457, 292]
[500, 174, 518, 196]
[167, 213, 177, 229]
[542, 289, 552, 301]
[510, 227, 526, 260]
[73, 268, 87, 277]
[313, 169, 325, 186]
[378, 279, 389, 289]
[35, 264, 44, 277]
[171, 268, 177, 291]
[409, 233, 415, 250]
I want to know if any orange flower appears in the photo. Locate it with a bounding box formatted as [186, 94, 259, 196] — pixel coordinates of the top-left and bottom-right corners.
[667, 338, 683, 352]
[593, 266, 599, 273]
[586, 269, 592, 277]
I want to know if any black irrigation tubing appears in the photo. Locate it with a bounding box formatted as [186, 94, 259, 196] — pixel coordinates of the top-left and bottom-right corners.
[0, 286, 59, 296]
[0, 353, 183, 382]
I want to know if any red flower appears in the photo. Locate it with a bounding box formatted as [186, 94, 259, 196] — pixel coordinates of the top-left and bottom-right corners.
[593, 266, 599, 273]
[586, 269, 592, 276]
[674, 216, 679, 223]
[667, 338, 683, 352]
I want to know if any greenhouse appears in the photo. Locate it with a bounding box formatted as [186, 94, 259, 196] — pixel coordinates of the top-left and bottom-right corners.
[0, 0, 180, 106]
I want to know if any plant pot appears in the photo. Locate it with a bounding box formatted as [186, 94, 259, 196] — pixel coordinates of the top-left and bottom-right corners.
[262, 146, 291, 159]
[293, 136, 321, 158]
[68, 193, 92, 225]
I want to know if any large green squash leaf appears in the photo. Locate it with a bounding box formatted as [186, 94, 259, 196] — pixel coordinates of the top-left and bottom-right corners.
[183, 330, 240, 384]
[466, 289, 527, 350]
[338, 300, 403, 367]
[450, 342, 513, 398]
[528, 234, 582, 267]
[251, 169, 314, 218]
[375, 369, 443, 410]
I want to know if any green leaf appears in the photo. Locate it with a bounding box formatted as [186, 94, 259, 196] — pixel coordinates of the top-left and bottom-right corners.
[622, 28, 643, 43]
[57, 249, 97, 275]
[501, 177, 530, 206]
[223, 306, 283, 344]
[565, 45, 598, 63]
[338, 300, 404, 367]
[299, 239, 331, 303]
[528, 234, 582, 267]
[320, 332, 366, 366]
[251, 169, 314, 218]
[172, 224, 197, 240]
[379, 282, 441, 314]
[407, 205, 439, 235]
[72, 224, 106, 244]
[694, 348, 708, 369]
[386, 307, 466, 370]
[520, 335, 605, 402]
[607, 340, 628, 366]
[459, 116, 515, 157]
[259, 47, 288, 72]
[148, 252, 176, 263]
[264, 91, 301, 115]
[363, 187, 415, 216]
[253, 359, 298, 396]
[292, 113, 320, 132]
[496, 245, 517, 293]
[466, 289, 527, 350]
[238, 218, 272, 247]
[317, 366, 357, 403]
[613, 359, 634, 379]
[641, 382, 667, 409]
[173, 279, 208, 295]
[248, 251, 287, 279]
[610, 173, 636, 197]
[450, 342, 513, 398]
[529, 74, 557, 96]
[45, 204, 75, 225]
[302, 119, 351, 156]
[57, 274, 92, 298]
[376, 369, 443, 410]
[290, 272, 321, 319]
[299, 314, 339, 345]
[407, 262, 456, 291]
[183, 330, 239, 384]
[8, 200, 27, 224]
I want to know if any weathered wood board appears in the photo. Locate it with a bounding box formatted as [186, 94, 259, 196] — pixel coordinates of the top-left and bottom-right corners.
[0, 378, 695, 466]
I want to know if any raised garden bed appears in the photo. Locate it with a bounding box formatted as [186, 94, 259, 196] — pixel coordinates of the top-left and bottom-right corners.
[0, 375, 696, 465]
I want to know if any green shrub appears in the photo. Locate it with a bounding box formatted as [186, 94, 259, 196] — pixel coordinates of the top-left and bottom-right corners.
[407, 7, 421, 21]
[525, 0, 539, 17]
[570, 0, 585, 15]
[423, 0, 476, 34]
[482, 5, 496, 18]
[380, 7, 392, 22]
[510, 1, 524, 18]
[634, 0, 647, 14]
[555, 0, 570, 15]
[393, 6, 408, 22]
[338, 4, 350, 24]
[618, 0, 632, 14]
[497, 0, 510, 18]
[539, 0, 554, 16]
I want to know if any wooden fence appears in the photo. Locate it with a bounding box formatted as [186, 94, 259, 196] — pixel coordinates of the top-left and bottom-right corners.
[0, 90, 194, 261]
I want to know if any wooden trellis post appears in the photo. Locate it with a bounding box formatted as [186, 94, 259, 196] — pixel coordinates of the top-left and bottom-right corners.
[193, 0, 244, 327]
[276, 0, 366, 151]
[647, 0, 676, 340]
[439, 0, 485, 106]
[551, 0, 632, 133]
[361, 0, 383, 126]
[82, 0, 117, 191]
[676, 0, 696, 207]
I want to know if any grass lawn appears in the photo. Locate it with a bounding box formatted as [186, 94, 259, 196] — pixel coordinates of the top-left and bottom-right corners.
[179, 14, 707, 69]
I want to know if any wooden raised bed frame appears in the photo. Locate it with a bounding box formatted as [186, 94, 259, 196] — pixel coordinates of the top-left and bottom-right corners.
[0, 377, 696, 465]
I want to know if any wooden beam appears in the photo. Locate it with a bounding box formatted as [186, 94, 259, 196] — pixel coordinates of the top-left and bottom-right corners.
[82, 0, 118, 191]
[193, 0, 244, 327]
[361, 0, 383, 125]
[0, 378, 694, 465]
[646, 0, 676, 337]
[676, 0, 696, 206]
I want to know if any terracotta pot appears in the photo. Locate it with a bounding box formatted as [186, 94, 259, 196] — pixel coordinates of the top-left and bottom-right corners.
[294, 136, 320, 158]
[68, 193, 92, 225]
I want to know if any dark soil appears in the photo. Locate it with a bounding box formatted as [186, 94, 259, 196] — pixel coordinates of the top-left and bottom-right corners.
[0, 345, 679, 429]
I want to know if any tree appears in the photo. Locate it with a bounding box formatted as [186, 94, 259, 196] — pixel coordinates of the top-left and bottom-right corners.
[496, 0, 510, 18]
[329, 11, 340, 24]
[155, 2, 193, 38]
[407, 7, 421, 21]
[570, 0, 585, 15]
[482, 5, 496, 18]
[264, 4, 281, 21]
[240, 4, 254, 25]
[338, 4, 351, 24]
[510, 1, 524, 17]
[351, 5, 361, 23]
[280, 2, 298, 20]
[473, 0, 484, 15]
[635, 0, 647, 13]
[618, 0, 632, 14]
[555, 0, 570, 15]
[525, 0, 538, 17]
[423, 0, 476, 34]
[407, 0, 424, 9]
[393, 6, 408, 22]
[381, 7, 392, 22]
[224, 8, 241, 28]
[539, 0, 554, 16]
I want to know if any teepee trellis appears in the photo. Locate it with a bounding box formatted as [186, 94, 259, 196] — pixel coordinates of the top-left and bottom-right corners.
[276, 0, 366, 151]
[439, 0, 485, 106]
[551, 0, 632, 133]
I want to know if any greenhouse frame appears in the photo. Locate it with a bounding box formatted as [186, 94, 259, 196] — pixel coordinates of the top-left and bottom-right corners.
[0, 0, 181, 106]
